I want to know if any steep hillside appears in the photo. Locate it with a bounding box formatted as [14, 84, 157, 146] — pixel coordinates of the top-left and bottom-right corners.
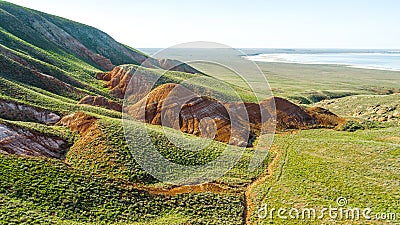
[0, 120, 73, 158]
[0, 1, 201, 71]
[0, 1, 200, 101]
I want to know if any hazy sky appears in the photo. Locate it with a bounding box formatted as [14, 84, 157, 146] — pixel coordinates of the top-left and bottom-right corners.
[5, 0, 400, 49]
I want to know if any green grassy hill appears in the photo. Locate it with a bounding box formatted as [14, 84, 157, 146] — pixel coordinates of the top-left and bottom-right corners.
[317, 94, 400, 123]
[0, 2, 265, 224]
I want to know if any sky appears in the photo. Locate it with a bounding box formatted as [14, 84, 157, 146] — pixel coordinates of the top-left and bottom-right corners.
[4, 0, 400, 49]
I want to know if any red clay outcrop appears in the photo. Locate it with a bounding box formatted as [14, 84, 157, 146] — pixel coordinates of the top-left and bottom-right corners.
[78, 95, 122, 112]
[97, 66, 342, 146]
[58, 112, 97, 136]
[96, 65, 200, 99]
[96, 67, 141, 99]
[125, 84, 250, 146]
[124, 83, 342, 146]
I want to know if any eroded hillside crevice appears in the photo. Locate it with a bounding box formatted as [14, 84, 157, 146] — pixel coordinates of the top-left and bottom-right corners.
[0, 123, 69, 159]
[0, 99, 71, 159]
[0, 98, 61, 124]
[244, 133, 295, 225]
[58, 112, 98, 136]
[78, 95, 122, 112]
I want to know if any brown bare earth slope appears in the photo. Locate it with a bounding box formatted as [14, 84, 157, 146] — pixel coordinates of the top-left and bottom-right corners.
[265, 98, 344, 130]
[96, 65, 203, 99]
[95, 65, 342, 146]
[58, 112, 97, 136]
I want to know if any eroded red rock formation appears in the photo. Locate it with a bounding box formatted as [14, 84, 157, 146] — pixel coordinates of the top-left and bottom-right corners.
[124, 83, 342, 146]
[78, 96, 122, 112]
[96, 67, 142, 99]
[97, 65, 342, 146]
[96, 65, 199, 99]
[125, 84, 251, 146]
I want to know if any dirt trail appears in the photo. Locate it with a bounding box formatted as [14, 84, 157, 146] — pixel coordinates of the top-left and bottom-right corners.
[243, 146, 283, 224]
[243, 132, 295, 225]
[139, 182, 241, 196]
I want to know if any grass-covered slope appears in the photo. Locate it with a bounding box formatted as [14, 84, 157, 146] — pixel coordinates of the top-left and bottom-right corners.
[317, 93, 400, 123]
[0, 1, 149, 69]
[65, 115, 269, 186]
[0, 1, 149, 101]
[1, 2, 398, 224]
[0, 154, 244, 225]
[0, 1, 200, 102]
[0, 1, 205, 118]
